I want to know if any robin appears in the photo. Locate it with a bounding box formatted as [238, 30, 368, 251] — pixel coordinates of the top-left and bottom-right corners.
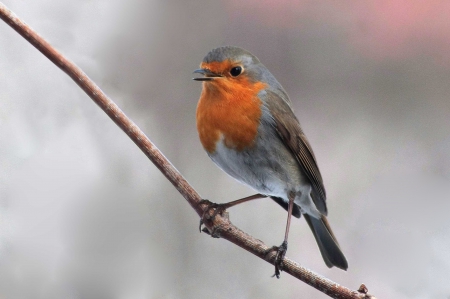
[193, 46, 348, 277]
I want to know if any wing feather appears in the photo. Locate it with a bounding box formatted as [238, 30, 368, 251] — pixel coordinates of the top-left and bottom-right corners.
[265, 90, 327, 215]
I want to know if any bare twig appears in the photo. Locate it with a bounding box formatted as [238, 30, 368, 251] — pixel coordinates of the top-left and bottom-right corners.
[0, 3, 376, 298]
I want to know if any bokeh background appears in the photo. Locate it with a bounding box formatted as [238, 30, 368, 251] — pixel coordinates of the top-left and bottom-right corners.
[1, 1, 450, 298]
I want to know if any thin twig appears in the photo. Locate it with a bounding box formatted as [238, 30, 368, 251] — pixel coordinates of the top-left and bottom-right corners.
[0, 3, 376, 298]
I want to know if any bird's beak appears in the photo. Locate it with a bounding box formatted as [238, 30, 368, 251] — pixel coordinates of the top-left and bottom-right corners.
[192, 69, 222, 81]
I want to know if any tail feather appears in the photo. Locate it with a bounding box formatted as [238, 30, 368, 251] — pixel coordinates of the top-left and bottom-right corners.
[270, 196, 301, 218]
[303, 214, 348, 270]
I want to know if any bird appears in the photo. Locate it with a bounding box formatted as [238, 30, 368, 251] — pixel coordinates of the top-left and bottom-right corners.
[193, 46, 348, 277]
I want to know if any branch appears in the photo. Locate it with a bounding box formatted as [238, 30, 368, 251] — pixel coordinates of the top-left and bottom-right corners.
[0, 3, 376, 299]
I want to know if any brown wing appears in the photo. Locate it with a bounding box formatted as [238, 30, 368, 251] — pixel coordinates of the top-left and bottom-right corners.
[265, 90, 327, 215]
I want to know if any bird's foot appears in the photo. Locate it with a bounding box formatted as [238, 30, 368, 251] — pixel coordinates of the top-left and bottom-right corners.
[274, 241, 288, 278]
[198, 199, 228, 236]
[264, 241, 288, 279]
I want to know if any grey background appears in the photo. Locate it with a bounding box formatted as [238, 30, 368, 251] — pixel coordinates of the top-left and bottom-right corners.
[1, 1, 450, 298]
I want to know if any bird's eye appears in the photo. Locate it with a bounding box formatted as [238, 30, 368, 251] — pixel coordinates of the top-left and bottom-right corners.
[230, 66, 242, 77]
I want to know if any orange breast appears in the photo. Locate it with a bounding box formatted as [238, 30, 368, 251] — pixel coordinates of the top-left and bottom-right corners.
[196, 77, 267, 153]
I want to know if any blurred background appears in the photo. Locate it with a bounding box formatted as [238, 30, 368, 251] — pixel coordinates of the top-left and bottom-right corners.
[1, 0, 450, 298]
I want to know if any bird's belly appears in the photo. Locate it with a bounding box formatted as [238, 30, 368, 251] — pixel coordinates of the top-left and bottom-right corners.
[209, 136, 307, 198]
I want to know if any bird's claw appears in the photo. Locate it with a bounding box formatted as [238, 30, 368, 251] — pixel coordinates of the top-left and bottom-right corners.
[266, 241, 287, 279]
[198, 199, 227, 234]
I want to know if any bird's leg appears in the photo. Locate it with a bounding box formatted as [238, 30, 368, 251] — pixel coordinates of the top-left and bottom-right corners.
[274, 191, 295, 278]
[198, 194, 267, 232]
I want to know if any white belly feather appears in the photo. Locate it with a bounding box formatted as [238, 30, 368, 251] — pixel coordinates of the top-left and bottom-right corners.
[209, 133, 322, 218]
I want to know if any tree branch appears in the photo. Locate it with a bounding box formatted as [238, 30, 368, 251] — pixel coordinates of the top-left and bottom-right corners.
[0, 3, 376, 298]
